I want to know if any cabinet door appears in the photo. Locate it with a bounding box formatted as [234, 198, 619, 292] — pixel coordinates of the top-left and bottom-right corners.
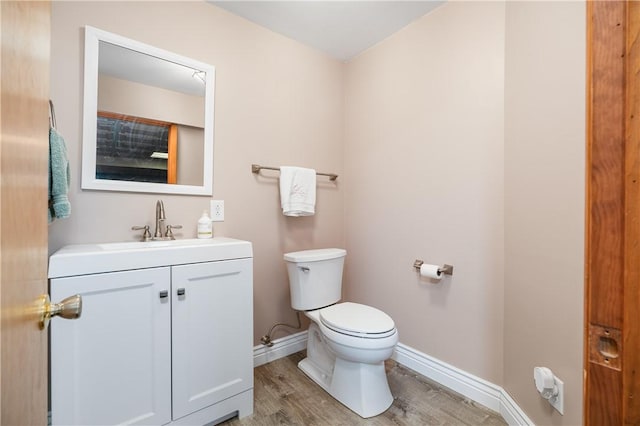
[171, 258, 253, 420]
[50, 267, 172, 426]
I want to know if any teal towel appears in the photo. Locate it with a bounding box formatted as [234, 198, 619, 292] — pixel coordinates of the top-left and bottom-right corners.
[48, 127, 70, 222]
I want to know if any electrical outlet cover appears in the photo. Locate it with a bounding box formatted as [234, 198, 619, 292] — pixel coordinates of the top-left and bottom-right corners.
[211, 200, 224, 222]
[550, 375, 564, 415]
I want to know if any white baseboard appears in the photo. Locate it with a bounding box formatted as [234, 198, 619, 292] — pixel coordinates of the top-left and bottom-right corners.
[392, 343, 534, 425]
[499, 389, 535, 426]
[392, 343, 503, 411]
[253, 330, 308, 368]
[253, 333, 533, 425]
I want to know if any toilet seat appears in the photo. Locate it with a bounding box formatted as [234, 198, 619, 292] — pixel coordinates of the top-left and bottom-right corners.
[320, 302, 396, 338]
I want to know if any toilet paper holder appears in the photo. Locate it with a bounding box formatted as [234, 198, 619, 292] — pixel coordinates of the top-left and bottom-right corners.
[413, 260, 454, 276]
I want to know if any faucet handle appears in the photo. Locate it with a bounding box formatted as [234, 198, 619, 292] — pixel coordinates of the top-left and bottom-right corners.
[165, 225, 182, 240]
[132, 225, 151, 241]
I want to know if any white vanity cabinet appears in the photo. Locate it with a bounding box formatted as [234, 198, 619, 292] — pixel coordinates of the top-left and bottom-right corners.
[50, 267, 172, 425]
[171, 259, 253, 420]
[49, 238, 253, 426]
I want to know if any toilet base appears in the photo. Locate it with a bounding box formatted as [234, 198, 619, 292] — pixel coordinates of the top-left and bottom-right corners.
[298, 324, 336, 391]
[298, 324, 394, 418]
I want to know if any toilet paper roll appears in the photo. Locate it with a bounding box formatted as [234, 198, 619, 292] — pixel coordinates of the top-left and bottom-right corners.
[420, 263, 442, 281]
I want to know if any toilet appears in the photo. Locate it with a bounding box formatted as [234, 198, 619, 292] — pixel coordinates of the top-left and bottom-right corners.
[284, 248, 398, 418]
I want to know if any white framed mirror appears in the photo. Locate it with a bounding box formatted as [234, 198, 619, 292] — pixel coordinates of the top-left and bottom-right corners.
[81, 26, 214, 195]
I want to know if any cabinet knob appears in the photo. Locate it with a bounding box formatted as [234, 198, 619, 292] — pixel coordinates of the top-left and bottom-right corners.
[159, 290, 168, 299]
[177, 288, 186, 296]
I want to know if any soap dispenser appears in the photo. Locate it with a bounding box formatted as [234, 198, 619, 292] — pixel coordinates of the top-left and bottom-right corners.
[197, 211, 212, 239]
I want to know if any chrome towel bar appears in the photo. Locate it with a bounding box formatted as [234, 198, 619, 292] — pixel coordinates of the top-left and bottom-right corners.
[251, 164, 338, 181]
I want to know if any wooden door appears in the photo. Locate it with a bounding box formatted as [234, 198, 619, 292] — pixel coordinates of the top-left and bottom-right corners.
[585, 1, 640, 423]
[0, 2, 51, 425]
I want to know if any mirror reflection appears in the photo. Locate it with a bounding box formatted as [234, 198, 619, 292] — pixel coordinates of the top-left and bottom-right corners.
[96, 112, 179, 184]
[82, 27, 214, 195]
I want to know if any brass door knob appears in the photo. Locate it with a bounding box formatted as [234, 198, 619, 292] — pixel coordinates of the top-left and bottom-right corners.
[38, 294, 82, 329]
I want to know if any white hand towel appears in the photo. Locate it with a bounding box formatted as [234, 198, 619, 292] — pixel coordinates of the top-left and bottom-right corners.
[279, 166, 316, 216]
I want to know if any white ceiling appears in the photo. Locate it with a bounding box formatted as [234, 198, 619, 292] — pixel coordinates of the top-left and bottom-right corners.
[209, 1, 445, 62]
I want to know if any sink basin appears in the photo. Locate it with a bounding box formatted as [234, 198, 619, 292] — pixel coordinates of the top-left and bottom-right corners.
[49, 237, 253, 278]
[96, 238, 221, 251]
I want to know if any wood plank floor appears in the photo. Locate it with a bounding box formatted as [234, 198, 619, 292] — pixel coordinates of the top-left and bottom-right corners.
[222, 351, 506, 425]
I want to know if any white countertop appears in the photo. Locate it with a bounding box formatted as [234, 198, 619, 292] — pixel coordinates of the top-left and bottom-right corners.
[49, 237, 253, 278]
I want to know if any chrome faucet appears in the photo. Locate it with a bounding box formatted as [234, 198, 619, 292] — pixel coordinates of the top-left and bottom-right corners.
[154, 199, 166, 239]
[132, 199, 182, 241]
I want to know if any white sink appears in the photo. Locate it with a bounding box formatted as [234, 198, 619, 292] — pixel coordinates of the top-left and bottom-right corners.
[96, 238, 221, 251]
[49, 237, 253, 278]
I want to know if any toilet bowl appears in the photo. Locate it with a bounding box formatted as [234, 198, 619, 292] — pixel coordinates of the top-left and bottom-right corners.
[284, 249, 398, 418]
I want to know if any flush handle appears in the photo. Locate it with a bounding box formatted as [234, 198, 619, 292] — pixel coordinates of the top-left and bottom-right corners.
[298, 266, 310, 273]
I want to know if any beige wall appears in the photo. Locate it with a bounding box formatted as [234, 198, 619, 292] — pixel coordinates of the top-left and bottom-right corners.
[344, 1, 585, 423]
[98, 75, 205, 128]
[49, 1, 345, 344]
[345, 1, 506, 385]
[177, 125, 205, 186]
[504, 2, 585, 425]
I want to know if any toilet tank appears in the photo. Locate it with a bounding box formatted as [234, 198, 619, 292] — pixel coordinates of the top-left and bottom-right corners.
[284, 248, 346, 311]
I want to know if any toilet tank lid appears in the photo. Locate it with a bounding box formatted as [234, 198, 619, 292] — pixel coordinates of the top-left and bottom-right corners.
[284, 248, 346, 262]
